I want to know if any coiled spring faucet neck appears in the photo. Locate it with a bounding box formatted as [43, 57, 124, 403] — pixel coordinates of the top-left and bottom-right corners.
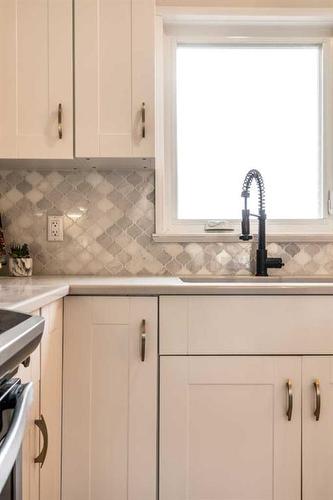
[241, 169, 266, 212]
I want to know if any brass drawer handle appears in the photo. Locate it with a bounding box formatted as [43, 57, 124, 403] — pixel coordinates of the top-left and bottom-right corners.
[34, 414, 48, 468]
[58, 103, 63, 139]
[314, 379, 321, 421]
[140, 319, 146, 362]
[141, 102, 146, 139]
[286, 379, 293, 421]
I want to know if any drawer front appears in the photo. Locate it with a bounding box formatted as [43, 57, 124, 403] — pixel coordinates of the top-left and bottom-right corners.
[159, 296, 333, 355]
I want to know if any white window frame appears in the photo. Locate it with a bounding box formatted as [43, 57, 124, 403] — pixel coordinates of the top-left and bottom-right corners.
[154, 10, 333, 243]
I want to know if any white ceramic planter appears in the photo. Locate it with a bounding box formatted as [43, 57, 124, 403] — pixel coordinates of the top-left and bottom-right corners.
[9, 257, 33, 277]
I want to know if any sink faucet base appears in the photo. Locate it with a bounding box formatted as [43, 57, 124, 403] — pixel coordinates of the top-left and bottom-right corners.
[256, 250, 284, 277]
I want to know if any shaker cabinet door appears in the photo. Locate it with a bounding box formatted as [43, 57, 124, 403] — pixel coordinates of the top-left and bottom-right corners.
[160, 356, 302, 500]
[63, 296, 157, 500]
[74, 0, 154, 158]
[0, 0, 73, 158]
[39, 300, 63, 500]
[17, 302, 63, 500]
[302, 356, 333, 500]
[17, 310, 41, 500]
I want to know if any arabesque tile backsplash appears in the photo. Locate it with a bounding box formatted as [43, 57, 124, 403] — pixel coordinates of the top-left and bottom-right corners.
[0, 168, 333, 276]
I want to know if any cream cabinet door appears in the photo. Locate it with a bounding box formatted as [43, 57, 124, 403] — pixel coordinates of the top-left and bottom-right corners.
[39, 300, 63, 500]
[0, 0, 73, 158]
[160, 356, 302, 500]
[302, 356, 333, 500]
[17, 310, 41, 500]
[75, 0, 154, 158]
[17, 301, 63, 500]
[63, 297, 157, 500]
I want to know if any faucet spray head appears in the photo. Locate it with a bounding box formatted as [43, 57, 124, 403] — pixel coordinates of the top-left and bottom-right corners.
[239, 209, 253, 241]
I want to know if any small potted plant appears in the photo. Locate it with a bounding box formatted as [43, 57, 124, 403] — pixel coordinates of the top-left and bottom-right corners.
[9, 243, 33, 277]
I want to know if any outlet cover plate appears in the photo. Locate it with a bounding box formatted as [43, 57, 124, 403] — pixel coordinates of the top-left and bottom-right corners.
[48, 215, 64, 241]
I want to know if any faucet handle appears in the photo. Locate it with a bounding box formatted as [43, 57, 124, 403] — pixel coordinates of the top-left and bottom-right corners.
[266, 257, 284, 269]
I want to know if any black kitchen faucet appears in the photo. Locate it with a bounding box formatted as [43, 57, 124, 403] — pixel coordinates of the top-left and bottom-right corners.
[239, 169, 284, 276]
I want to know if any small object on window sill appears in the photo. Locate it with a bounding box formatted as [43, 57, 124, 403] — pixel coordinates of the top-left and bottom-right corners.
[204, 220, 235, 232]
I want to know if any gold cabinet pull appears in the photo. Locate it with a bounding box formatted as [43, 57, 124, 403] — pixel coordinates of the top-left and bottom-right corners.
[313, 379, 321, 421]
[140, 319, 146, 362]
[34, 414, 48, 468]
[58, 103, 63, 139]
[141, 102, 146, 139]
[286, 379, 293, 421]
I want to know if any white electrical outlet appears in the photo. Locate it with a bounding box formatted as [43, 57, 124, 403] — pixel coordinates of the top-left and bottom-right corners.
[48, 215, 64, 241]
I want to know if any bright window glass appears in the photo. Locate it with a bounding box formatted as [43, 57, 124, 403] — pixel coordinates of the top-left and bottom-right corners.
[176, 44, 322, 220]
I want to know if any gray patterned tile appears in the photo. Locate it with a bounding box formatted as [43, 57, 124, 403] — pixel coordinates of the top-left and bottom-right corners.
[0, 168, 332, 276]
[16, 180, 33, 194]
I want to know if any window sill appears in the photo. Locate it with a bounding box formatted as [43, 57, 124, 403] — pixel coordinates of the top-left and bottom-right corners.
[152, 233, 333, 243]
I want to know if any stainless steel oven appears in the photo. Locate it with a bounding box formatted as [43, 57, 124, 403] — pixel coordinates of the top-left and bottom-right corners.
[0, 379, 33, 500]
[0, 309, 44, 500]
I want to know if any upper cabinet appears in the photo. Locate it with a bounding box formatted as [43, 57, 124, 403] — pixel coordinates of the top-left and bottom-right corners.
[74, 0, 155, 158]
[0, 0, 73, 159]
[0, 0, 154, 161]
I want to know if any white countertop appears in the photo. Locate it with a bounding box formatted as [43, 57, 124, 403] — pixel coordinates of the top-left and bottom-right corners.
[2, 275, 333, 313]
[0, 279, 69, 312]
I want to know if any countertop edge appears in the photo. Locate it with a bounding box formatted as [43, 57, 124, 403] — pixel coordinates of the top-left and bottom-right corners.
[68, 283, 333, 296]
[4, 285, 70, 313]
[3, 277, 333, 313]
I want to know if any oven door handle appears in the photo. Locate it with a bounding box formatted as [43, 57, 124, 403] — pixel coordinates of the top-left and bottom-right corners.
[0, 382, 33, 494]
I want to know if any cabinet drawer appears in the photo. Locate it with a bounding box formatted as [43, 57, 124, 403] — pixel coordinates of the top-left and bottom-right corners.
[159, 296, 333, 355]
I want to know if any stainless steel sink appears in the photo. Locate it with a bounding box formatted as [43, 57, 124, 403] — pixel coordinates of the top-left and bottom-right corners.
[180, 276, 333, 284]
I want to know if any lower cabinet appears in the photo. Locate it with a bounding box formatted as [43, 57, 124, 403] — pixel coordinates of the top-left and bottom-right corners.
[39, 300, 63, 500]
[160, 356, 302, 500]
[62, 296, 158, 500]
[302, 356, 333, 500]
[14, 293, 333, 500]
[160, 355, 333, 500]
[17, 299, 63, 500]
[17, 313, 41, 500]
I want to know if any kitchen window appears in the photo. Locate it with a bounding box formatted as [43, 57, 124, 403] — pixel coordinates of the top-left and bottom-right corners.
[154, 16, 333, 242]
